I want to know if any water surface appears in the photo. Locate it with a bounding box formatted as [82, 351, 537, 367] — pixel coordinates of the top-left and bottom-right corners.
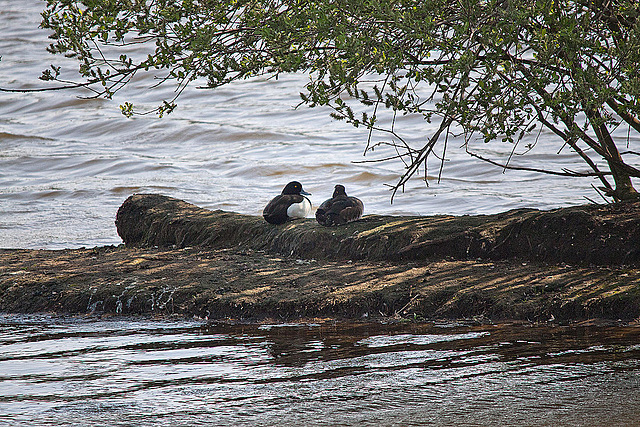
[1, 315, 639, 426]
[2, 0, 637, 249]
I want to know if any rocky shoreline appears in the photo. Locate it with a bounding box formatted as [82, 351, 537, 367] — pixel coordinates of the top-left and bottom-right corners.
[1, 194, 639, 323]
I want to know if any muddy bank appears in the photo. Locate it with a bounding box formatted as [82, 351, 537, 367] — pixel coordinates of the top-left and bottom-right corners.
[1, 246, 639, 323]
[116, 194, 640, 266]
[1, 194, 639, 322]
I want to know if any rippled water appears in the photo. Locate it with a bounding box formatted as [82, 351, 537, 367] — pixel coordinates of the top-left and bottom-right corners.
[3, 5, 639, 424]
[2, 0, 638, 249]
[1, 314, 639, 426]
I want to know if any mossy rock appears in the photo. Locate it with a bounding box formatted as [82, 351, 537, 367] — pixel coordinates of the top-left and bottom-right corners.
[116, 194, 640, 266]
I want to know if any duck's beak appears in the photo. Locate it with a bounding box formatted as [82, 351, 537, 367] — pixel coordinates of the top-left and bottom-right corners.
[301, 189, 311, 196]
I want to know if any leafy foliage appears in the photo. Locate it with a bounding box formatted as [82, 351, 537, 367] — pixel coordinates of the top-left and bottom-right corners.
[35, 0, 640, 200]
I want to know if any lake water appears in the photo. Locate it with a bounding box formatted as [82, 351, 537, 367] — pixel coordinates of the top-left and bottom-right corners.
[2, 4, 640, 425]
[2, 0, 637, 249]
[1, 315, 640, 426]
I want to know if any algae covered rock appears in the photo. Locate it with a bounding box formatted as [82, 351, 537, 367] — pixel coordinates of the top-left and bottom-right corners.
[116, 194, 640, 266]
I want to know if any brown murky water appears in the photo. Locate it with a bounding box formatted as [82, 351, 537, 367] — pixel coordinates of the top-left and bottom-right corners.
[1, 315, 639, 426]
[2, 1, 637, 249]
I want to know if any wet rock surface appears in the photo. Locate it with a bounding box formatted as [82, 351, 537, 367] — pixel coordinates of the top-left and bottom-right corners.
[1, 194, 639, 322]
[115, 194, 640, 266]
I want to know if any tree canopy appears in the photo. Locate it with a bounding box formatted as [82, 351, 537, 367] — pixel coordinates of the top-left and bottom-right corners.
[31, 0, 640, 200]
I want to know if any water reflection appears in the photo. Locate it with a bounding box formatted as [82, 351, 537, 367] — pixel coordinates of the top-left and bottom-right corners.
[1, 315, 639, 426]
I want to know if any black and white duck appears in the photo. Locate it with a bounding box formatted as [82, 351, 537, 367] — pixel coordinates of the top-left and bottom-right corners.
[263, 181, 312, 224]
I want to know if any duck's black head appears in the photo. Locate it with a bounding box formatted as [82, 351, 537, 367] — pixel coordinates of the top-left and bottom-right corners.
[282, 181, 311, 196]
[333, 184, 347, 197]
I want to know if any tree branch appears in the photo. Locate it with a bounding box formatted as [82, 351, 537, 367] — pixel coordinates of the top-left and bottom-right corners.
[465, 150, 611, 177]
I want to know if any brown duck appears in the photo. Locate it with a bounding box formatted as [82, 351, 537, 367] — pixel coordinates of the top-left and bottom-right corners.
[315, 184, 364, 226]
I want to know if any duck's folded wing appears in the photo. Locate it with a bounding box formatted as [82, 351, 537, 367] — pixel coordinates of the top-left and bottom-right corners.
[263, 195, 298, 224]
[339, 198, 364, 223]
